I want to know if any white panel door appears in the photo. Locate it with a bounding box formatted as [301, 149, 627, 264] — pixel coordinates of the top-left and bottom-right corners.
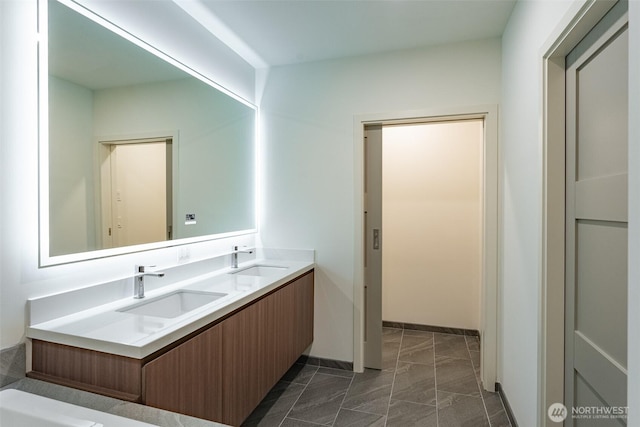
[110, 142, 168, 247]
[565, 2, 628, 425]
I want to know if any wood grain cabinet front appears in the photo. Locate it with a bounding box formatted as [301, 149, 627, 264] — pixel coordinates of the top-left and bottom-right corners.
[142, 322, 223, 421]
[30, 269, 314, 427]
[220, 270, 314, 426]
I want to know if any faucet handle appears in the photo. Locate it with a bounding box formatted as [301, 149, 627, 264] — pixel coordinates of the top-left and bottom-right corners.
[232, 245, 254, 253]
[136, 264, 157, 274]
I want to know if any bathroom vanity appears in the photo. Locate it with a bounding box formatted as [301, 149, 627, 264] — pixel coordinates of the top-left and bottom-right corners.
[27, 255, 314, 426]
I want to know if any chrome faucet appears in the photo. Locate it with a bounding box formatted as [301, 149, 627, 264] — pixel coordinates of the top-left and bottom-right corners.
[134, 265, 165, 299]
[231, 246, 254, 269]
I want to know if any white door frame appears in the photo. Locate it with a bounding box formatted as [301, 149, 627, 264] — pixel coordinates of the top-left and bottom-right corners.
[353, 104, 499, 391]
[540, 0, 620, 424]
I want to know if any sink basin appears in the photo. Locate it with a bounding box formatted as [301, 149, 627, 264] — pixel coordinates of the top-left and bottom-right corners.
[231, 265, 288, 277]
[118, 290, 226, 319]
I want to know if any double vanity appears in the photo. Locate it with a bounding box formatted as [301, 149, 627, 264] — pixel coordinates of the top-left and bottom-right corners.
[27, 0, 314, 425]
[26, 249, 315, 426]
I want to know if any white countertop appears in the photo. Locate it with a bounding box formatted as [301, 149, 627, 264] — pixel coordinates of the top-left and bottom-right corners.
[27, 258, 314, 359]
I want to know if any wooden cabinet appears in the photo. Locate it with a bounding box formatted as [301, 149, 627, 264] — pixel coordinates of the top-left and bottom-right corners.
[220, 297, 266, 425]
[145, 270, 315, 426]
[143, 322, 223, 420]
[220, 270, 314, 426]
[30, 269, 314, 427]
[30, 340, 143, 402]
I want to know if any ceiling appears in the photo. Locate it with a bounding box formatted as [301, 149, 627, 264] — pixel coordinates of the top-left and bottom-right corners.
[50, 0, 187, 90]
[49, 0, 517, 89]
[196, 0, 517, 67]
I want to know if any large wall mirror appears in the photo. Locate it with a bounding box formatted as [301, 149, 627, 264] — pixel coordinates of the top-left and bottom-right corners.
[39, 0, 257, 266]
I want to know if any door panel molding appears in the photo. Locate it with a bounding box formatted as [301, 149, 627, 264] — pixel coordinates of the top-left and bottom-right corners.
[575, 173, 628, 221]
[574, 331, 627, 409]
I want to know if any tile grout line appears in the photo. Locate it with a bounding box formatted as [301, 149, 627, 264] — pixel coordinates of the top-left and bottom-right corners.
[277, 365, 318, 427]
[340, 406, 390, 417]
[329, 371, 356, 426]
[263, 330, 501, 427]
[283, 415, 326, 426]
[494, 384, 513, 427]
[383, 327, 403, 427]
[284, 415, 326, 426]
[467, 334, 512, 426]
[467, 335, 492, 426]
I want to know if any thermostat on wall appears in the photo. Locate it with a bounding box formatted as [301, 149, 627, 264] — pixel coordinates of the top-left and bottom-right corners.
[185, 213, 196, 225]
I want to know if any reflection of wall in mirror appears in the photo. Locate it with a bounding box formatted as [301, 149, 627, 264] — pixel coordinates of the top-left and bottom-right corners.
[93, 77, 255, 239]
[49, 76, 95, 256]
[48, 76, 255, 256]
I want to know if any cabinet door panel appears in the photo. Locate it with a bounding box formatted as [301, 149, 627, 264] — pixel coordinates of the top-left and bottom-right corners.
[221, 271, 314, 426]
[273, 281, 296, 377]
[143, 323, 222, 420]
[221, 301, 265, 426]
[143, 270, 314, 426]
[295, 271, 314, 354]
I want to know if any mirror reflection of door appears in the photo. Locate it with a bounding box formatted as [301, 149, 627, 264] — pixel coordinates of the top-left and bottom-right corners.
[101, 138, 172, 248]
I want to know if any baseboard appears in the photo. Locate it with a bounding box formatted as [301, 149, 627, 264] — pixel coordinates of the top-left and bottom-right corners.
[496, 382, 518, 427]
[383, 320, 480, 337]
[296, 355, 353, 371]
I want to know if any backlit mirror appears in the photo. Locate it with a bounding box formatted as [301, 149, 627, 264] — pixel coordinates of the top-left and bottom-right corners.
[40, 0, 257, 265]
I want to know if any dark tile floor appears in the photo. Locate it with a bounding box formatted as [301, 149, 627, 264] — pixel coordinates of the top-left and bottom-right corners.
[243, 327, 512, 427]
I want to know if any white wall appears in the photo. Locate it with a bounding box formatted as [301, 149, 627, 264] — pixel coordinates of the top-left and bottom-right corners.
[0, 0, 255, 350]
[259, 39, 501, 363]
[382, 121, 482, 330]
[49, 77, 95, 256]
[48, 76, 255, 257]
[500, 1, 580, 425]
[93, 78, 255, 241]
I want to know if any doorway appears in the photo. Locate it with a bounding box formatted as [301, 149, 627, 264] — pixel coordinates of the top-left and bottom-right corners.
[99, 137, 173, 248]
[354, 105, 499, 391]
[364, 119, 484, 371]
[381, 120, 483, 330]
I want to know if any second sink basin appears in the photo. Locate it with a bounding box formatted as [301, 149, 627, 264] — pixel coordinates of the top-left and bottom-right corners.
[231, 265, 288, 277]
[119, 290, 227, 319]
